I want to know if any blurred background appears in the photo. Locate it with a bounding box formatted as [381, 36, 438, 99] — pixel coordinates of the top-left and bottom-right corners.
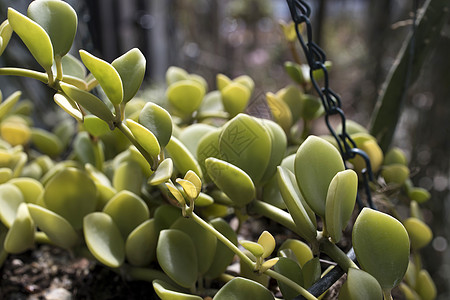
[0, 0, 449, 298]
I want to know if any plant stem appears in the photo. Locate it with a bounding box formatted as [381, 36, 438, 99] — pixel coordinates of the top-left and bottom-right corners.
[248, 200, 298, 234]
[265, 269, 318, 300]
[55, 56, 63, 81]
[319, 238, 358, 272]
[116, 121, 156, 171]
[0, 67, 48, 83]
[188, 211, 317, 300]
[383, 289, 393, 300]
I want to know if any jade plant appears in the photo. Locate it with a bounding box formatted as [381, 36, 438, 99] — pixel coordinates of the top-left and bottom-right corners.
[0, 1, 437, 300]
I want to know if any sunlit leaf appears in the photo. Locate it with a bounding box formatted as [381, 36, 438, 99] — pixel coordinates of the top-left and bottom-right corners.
[403, 217, 433, 250]
[165, 136, 202, 179]
[0, 183, 24, 227]
[54, 93, 83, 122]
[338, 268, 383, 300]
[126, 118, 160, 159]
[221, 82, 251, 117]
[0, 20, 13, 55]
[9, 177, 43, 205]
[4, 203, 34, 254]
[153, 280, 203, 300]
[27, 0, 77, 57]
[139, 102, 173, 149]
[126, 219, 158, 266]
[148, 158, 173, 185]
[83, 212, 125, 268]
[213, 277, 274, 300]
[167, 80, 205, 115]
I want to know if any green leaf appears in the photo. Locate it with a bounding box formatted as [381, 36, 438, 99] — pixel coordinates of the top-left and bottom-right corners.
[61, 54, 87, 79]
[416, 269, 437, 300]
[325, 169, 358, 243]
[153, 280, 203, 300]
[276, 85, 303, 123]
[153, 205, 182, 232]
[295, 135, 345, 217]
[79, 50, 123, 105]
[216, 73, 231, 91]
[31, 128, 63, 157]
[403, 217, 433, 250]
[27, 203, 78, 249]
[73, 131, 100, 166]
[103, 190, 149, 239]
[125, 219, 158, 266]
[240, 240, 264, 257]
[112, 48, 146, 103]
[126, 119, 161, 159]
[166, 66, 189, 86]
[167, 79, 205, 115]
[381, 163, 410, 185]
[196, 128, 222, 183]
[4, 203, 35, 254]
[234, 75, 255, 92]
[213, 277, 275, 300]
[277, 167, 317, 243]
[204, 218, 238, 279]
[0, 20, 13, 55]
[0, 91, 21, 120]
[8, 8, 53, 70]
[83, 212, 125, 268]
[284, 61, 305, 85]
[139, 102, 173, 149]
[148, 158, 173, 185]
[83, 115, 111, 137]
[60, 83, 114, 122]
[176, 179, 198, 201]
[27, 0, 77, 57]
[165, 136, 203, 179]
[265, 92, 293, 133]
[206, 157, 255, 207]
[221, 82, 251, 117]
[302, 257, 321, 289]
[178, 124, 216, 159]
[352, 208, 410, 289]
[0, 183, 24, 228]
[258, 231, 276, 259]
[157, 229, 198, 288]
[259, 119, 287, 182]
[273, 257, 304, 300]
[54, 93, 83, 122]
[44, 167, 97, 229]
[338, 268, 383, 300]
[9, 178, 44, 205]
[219, 114, 272, 183]
[171, 217, 217, 275]
[113, 160, 143, 195]
[408, 187, 431, 204]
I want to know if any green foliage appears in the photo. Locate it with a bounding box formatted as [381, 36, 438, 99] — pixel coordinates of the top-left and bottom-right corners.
[0, 1, 437, 299]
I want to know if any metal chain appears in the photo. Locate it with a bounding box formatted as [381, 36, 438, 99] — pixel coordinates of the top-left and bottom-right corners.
[286, 0, 376, 210]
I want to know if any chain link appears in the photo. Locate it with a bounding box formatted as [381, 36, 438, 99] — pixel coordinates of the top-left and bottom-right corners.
[287, 0, 376, 209]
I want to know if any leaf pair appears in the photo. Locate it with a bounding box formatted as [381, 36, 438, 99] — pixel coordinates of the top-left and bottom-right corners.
[216, 74, 254, 117]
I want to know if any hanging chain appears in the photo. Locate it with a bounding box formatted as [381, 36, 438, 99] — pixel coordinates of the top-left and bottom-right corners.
[286, 0, 375, 209]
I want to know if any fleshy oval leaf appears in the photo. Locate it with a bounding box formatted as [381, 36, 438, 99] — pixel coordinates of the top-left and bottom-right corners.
[295, 135, 345, 217]
[213, 277, 274, 300]
[352, 208, 410, 289]
[277, 167, 317, 243]
[240, 240, 264, 257]
[257, 231, 276, 259]
[0, 20, 13, 55]
[0, 91, 21, 120]
[157, 229, 198, 288]
[147, 158, 173, 186]
[273, 257, 304, 300]
[171, 217, 217, 275]
[166, 66, 189, 86]
[278, 239, 313, 268]
[338, 268, 383, 300]
[165, 136, 202, 179]
[31, 128, 63, 157]
[113, 160, 143, 195]
[111, 48, 146, 103]
[126, 118, 161, 159]
[416, 269, 437, 300]
[79, 50, 123, 105]
[83, 115, 111, 137]
[219, 113, 272, 183]
[221, 82, 251, 118]
[83, 212, 125, 268]
[4, 203, 35, 254]
[167, 79, 205, 115]
[403, 217, 433, 250]
[205, 157, 255, 208]
[325, 169, 358, 243]
[139, 102, 173, 149]
[8, 8, 53, 70]
[27, 203, 78, 249]
[44, 167, 97, 229]
[60, 83, 114, 123]
[9, 178, 44, 205]
[53, 93, 83, 122]
[0, 183, 25, 227]
[153, 280, 203, 300]
[125, 219, 158, 266]
[102, 190, 149, 239]
[27, 0, 77, 57]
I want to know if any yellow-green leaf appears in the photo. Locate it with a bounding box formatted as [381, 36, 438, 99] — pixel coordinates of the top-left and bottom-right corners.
[257, 231, 276, 259]
[53, 93, 83, 122]
[4, 203, 35, 254]
[167, 79, 205, 115]
[0, 20, 13, 55]
[8, 8, 53, 70]
[126, 119, 160, 159]
[80, 50, 123, 105]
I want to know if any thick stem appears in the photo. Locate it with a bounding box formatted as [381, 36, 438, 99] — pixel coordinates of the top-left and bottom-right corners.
[116, 122, 156, 171]
[188, 211, 317, 300]
[265, 269, 318, 300]
[0, 67, 48, 83]
[248, 200, 298, 234]
[383, 289, 393, 300]
[319, 238, 358, 272]
[55, 56, 64, 81]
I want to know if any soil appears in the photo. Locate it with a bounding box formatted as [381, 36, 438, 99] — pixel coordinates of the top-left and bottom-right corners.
[0, 245, 158, 300]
